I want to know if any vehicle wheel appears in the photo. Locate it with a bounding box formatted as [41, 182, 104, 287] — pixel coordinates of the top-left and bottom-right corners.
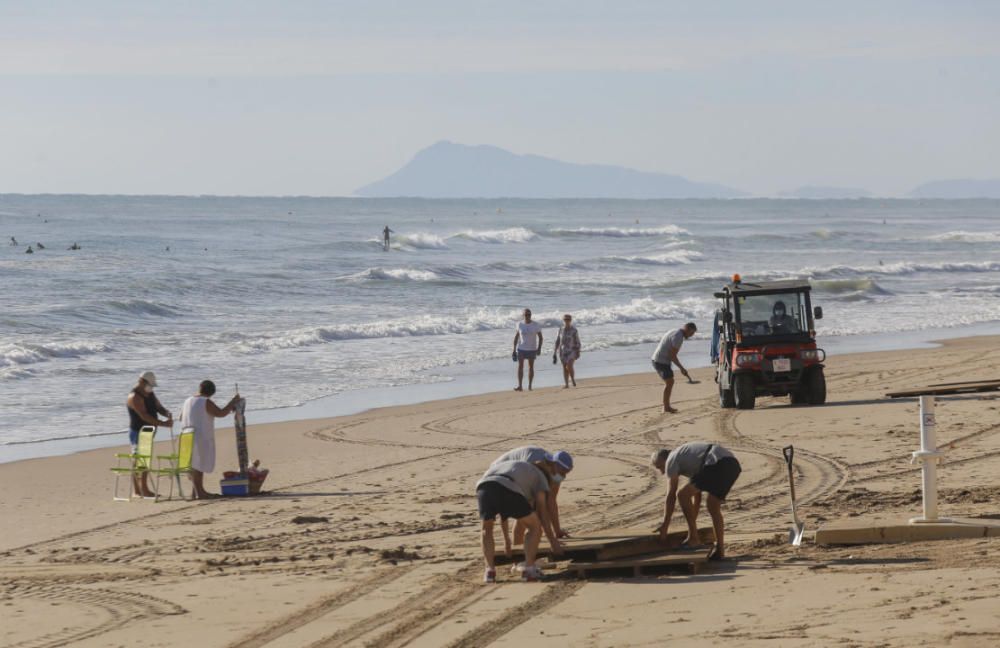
[806, 367, 827, 405]
[719, 375, 735, 408]
[734, 374, 756, 410]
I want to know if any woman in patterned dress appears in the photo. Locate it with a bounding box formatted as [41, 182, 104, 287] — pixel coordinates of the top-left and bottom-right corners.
[553, 314, 581, 388]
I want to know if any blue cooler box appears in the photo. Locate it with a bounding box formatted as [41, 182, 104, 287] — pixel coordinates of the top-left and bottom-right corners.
[220, 477, 249, 496]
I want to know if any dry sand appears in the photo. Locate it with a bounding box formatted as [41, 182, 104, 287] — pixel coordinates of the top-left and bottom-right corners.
[2, 336, 999, 647]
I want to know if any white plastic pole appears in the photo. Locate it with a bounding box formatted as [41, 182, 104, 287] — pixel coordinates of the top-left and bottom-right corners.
[918, 396, 938, 521]
[910, 395, 949, 524]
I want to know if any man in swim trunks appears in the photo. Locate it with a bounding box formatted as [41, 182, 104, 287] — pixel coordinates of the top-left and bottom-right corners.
[651, 442, 741, 560]
[513, 308, 543, 391]
[491, 446, 574, 549]
[477, 459, 563, 583]
[651, 322, 696, 413]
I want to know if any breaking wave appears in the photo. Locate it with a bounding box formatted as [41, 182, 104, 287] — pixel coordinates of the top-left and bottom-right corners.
[235, 297, 710, 352]
[927, 231, 1000, 243]
[344, 267, 443, 282]
[394, 233, 449, 250]
[0, 341, 111, 371]
[451, 227, 538, 244]
[548, 225, 689, 238]
[606, 250, 704, 266]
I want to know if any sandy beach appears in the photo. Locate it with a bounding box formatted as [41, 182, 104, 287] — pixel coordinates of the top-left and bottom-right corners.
[2, 335, 999, 647]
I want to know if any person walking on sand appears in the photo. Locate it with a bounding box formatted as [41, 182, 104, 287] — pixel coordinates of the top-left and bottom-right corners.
[651, 322, 696, 413]
[180, 380, 241, 499]
[651, 443, 741, 561]
[513, 308, 543, 391]
[125, 371, 173, 497]
[477, 459, 563, 583]
[382, 225, 393, 251]
[553, 314, 581, 388]
[492, 447, 574, 547]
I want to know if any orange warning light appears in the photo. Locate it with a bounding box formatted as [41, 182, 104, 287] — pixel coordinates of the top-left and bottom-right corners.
[732, 273, 742, 283]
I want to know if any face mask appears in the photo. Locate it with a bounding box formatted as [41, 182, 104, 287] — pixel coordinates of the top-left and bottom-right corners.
[144, 385, 154, 395]
[552, 473, 565, 484]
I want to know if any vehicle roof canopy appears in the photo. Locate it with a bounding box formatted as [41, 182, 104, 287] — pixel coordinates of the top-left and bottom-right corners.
[714, 279, 812, 298]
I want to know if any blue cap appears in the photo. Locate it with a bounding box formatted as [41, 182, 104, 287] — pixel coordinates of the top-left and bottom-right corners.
[551, 450, 573, 472]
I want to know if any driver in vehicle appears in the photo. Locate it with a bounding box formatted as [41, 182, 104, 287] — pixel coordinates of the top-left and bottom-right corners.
[769, 300, 798, 332]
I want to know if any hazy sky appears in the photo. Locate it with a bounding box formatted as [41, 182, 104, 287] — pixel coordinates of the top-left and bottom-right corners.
[1, 1, 998, 196]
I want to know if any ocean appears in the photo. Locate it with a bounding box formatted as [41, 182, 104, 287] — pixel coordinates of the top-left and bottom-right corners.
[1, 195, 998, 462]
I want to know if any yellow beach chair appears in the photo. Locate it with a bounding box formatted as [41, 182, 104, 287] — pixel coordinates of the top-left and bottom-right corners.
[152, 428, 194, 502]
[110, 426, 156, 501]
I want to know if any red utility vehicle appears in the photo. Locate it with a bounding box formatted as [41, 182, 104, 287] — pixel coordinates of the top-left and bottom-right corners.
[712, 276, 826, 409]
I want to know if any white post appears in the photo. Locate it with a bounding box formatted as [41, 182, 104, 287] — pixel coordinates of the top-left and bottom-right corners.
[910, 395, 949, 524]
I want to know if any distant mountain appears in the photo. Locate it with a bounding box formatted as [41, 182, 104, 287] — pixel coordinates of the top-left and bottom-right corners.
[781, 185, 873, 199]
[909, 179, 1000, 199]
[356, 141, 745, 199]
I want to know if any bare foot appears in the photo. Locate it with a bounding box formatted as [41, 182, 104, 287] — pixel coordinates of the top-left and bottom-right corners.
[663, 406, 679, 414]
[562, 385, 569, 389]
[514, 387, 523, 392]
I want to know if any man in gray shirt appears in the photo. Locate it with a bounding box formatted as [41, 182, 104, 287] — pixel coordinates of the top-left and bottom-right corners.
[476, 460, 563, 582]
[651, 322, 696, 413]
[651, 441, 742, 560]
[492, 446, 574, 545]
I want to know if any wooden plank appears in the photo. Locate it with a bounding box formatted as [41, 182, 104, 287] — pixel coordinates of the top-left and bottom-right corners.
[568, 548, 712, 578]
[886, 380, 1000, 398]
[499, 527, 714, 564]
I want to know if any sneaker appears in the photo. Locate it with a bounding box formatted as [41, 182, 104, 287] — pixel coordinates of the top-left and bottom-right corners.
[521, 565, 543, 582]
[484, 568, 496, 583]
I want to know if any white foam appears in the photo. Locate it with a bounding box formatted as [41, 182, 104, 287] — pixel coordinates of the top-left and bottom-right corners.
[0, 341, 111, 368]
[234, 297, 712, 352]
[548, 225, 689, 238]
[451, 227, 538, 244]
[607, 250, 704, 266]
[395, 233, 449, 249]
[927, 231, 1000, 243]
[345, 267, 442, 282]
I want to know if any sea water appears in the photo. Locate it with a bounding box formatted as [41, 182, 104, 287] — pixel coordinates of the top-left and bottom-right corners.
[1, 196, 998, 461]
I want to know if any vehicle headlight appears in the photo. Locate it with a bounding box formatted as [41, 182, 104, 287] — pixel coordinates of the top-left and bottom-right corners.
[800, 349, 818, 361]
[736, 353, 761, 367]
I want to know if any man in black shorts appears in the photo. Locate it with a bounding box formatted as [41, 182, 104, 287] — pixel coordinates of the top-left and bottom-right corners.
[476, 459, 563, 583]
[651, 442, 741, 560]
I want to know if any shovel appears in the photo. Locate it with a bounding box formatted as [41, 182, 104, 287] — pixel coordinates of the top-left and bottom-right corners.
[782, 445, 805, 546]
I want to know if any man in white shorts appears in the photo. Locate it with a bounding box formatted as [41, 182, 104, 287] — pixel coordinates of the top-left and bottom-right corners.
[513, 308, 543, 391]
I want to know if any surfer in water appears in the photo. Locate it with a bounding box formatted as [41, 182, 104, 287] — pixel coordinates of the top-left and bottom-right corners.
[9, 236, 17, 246]
[382, 225, 393, 251]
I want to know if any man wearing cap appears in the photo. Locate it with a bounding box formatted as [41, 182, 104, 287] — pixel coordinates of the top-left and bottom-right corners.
[651, 442, 741, 560]
[477, 459, 563, 583]
[491, 446, 574, 547]
[125, 371, 173, 497]
[651, 322, 697, 413]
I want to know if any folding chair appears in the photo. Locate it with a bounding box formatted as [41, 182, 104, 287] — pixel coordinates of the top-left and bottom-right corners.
[110, 426, 156, 501]
[152, 428, 194, 502]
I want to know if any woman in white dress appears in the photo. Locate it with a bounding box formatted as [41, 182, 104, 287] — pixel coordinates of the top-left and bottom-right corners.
[180, 380, 241, 499]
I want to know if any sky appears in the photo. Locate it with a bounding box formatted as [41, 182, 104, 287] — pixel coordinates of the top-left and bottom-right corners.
[1, 1, 998, 197]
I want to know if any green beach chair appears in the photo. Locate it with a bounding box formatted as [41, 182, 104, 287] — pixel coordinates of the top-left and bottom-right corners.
[152, 428, 194, 502]
[110, 426, 156, 501]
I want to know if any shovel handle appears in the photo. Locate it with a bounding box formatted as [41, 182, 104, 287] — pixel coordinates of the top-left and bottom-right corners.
[782, 445, 794, 466]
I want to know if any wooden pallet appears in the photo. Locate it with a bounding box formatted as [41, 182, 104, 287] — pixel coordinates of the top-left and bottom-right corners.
[498, 527, 715, 565]
[567, 547, 713, 578]
[886, 380, 1000, 398]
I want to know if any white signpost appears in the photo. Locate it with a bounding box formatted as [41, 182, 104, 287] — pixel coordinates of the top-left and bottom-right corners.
[909, 395, 951, 524]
